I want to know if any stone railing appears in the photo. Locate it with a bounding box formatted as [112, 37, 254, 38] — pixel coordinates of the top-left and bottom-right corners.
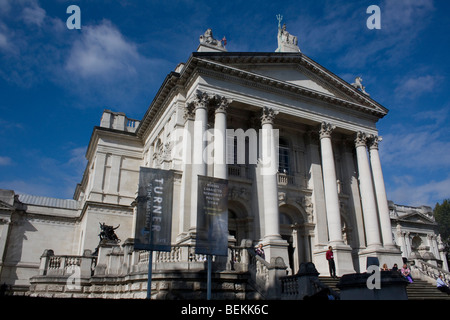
[39, 249, 97, 278]
[246, 244, 288, 299]
[280, 262, 340, 300]
[277, 173, 295, 186]
[31, 239, 288, 299]
[413, 259, 450, 284]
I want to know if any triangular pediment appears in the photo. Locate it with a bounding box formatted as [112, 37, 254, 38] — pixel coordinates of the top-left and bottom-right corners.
[241, 64, 339, 97]
[189, 52, 388, 118]
[137, 51, 389, 137]
[397, 212, 436, 225]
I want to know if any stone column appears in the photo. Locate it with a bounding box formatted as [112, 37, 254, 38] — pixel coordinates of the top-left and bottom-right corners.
[319, 122, 343, 244]
[368, 135, 395, 248]
[213, 96, 231, 180]
[318, 123, 354, 276]
[189, 91, 209, 233]
[355, 132, 382, 249]
[260, 107, 288, 264]
[260, 107, 280, 240]
[306, 131, 328, 246]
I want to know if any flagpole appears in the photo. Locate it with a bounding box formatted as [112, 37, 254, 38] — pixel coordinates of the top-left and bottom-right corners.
[207, 254, 212, 300]
[146, 250, 153, 299]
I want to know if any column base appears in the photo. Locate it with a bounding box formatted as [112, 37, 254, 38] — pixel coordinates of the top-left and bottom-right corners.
[314, 242, 355, 277]
[358, 245, 403, 271]
[262, 236, 290, 273]
[332, 243, 356, 276]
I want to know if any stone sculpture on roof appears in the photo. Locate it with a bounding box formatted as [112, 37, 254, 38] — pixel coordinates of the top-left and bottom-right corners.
[275, 14, 300, 53]
[198, 28, 227, 52]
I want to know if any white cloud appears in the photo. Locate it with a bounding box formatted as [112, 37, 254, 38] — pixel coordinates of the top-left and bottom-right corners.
[0, 156, 12, 166]
[65, 20, 142, 79]
[22, 3, 46, 27]
[62, 19, 171, 110]
[387, 174, 450, 207]
[381, 129, 450, 171]
[380, 106, 450, 207]
[395, 75, 443, 98]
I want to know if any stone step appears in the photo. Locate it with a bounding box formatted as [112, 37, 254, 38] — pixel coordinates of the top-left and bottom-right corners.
[318, 276, 450, 300]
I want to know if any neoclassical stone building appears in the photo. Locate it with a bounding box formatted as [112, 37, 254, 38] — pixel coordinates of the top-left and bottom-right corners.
[0, 25, 448, 297]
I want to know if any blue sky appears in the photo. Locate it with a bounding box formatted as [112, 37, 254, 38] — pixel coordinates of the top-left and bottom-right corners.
[0, 0, 449, 208]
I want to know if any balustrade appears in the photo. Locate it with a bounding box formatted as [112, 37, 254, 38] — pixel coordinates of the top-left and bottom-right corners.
[414, 259, 450, 284]
[36, 241, 285, 299]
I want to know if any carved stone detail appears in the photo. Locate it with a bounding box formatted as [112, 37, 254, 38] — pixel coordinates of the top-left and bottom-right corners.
[183, 103, 196, 120]
[212, 95, 232, 113]
[355, 131, 368, 148]
[368, 134, 382, 150]
[319, 122, 335, 139]
[260, 106, 279, 125]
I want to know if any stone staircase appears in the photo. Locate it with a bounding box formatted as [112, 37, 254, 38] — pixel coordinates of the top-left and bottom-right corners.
[318, 276, 450, 300]
[405, 279, 450, 300]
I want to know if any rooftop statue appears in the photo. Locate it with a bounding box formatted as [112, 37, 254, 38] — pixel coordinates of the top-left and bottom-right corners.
[351, 76, 370, 96]
[276, 14, 300, 53]
[198, 28, 227, 52]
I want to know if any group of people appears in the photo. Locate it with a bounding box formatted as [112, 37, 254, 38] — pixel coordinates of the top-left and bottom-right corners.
[380, 263, 414, 283]
[257, 245, 450, 296]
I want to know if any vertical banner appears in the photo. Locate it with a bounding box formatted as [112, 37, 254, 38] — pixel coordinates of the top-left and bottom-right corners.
[134, 167, 173, 252]
[195, 175, 229, 256]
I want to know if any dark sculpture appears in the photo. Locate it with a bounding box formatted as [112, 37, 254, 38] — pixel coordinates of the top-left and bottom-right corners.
[98, 222, 121, 243]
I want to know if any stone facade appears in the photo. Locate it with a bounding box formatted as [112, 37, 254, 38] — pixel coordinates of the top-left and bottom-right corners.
[0, 27, 448, 298]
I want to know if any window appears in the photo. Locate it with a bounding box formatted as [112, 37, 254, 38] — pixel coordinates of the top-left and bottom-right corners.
[278, 137, 290, 174]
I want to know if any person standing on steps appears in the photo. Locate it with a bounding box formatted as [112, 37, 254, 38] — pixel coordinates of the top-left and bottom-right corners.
[326, 246, 336, 278]
[437, 275, 450, 295]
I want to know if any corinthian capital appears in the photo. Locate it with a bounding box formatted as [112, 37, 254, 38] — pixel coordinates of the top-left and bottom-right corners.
[183, 103, 196, 120]
[212, 95, 232, 113]
[319, 122, 335, 139]
[261, 106, 279, 125]
[355, 131, 368, 147]
[188, 90, 211, 111]
[368, 134, 382, 150]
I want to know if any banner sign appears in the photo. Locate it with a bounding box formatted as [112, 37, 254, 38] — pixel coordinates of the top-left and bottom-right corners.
[195, 175, 229, 256]
[134, 167, 173, 252]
